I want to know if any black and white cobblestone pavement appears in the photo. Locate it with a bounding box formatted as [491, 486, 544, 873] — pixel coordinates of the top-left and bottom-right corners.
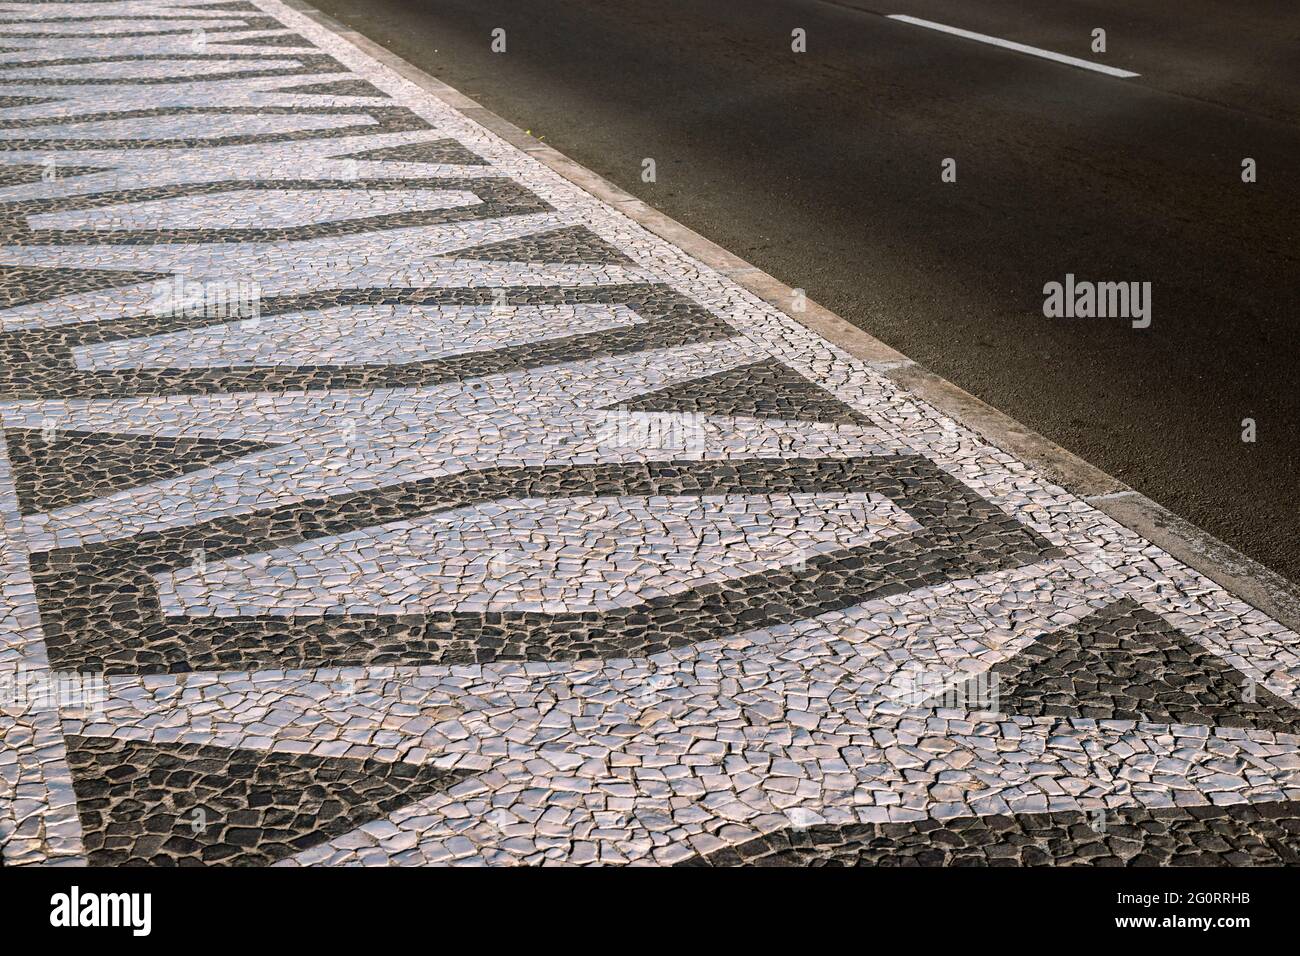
[1, 0, 1299, 867]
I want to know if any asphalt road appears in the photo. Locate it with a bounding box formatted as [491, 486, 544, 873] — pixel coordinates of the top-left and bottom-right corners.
[306, 0, 1300, 582]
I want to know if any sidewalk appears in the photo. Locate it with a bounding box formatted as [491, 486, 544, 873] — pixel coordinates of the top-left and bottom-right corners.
[0, 0, 1298, 866]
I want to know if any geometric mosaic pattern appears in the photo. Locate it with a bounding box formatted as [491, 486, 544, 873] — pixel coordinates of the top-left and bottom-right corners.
[985, 600, 1300, 733]
[4, 426, 279, 513]
[32, 454, 1059, 674]
[66, 735, 471, 865]
[679, 802, 1300, 867]
[608, 357, 877, 427]
[2, 0, 1299, 867]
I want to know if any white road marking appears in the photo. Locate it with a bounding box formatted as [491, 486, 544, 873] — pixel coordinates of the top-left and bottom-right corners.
[888, 14, 1140, 78]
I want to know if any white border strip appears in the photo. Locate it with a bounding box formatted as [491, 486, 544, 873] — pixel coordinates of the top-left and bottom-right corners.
[888, 14, 1140, 78]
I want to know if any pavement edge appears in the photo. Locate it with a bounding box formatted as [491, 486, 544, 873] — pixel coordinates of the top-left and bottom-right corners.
[281, 0, 1300, 633]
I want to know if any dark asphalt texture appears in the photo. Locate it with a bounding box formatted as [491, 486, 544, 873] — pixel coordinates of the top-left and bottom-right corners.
[306, 0, 1300, 582]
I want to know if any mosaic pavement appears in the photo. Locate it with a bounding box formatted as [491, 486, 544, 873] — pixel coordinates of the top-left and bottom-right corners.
[1, 0, 1299, 868]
